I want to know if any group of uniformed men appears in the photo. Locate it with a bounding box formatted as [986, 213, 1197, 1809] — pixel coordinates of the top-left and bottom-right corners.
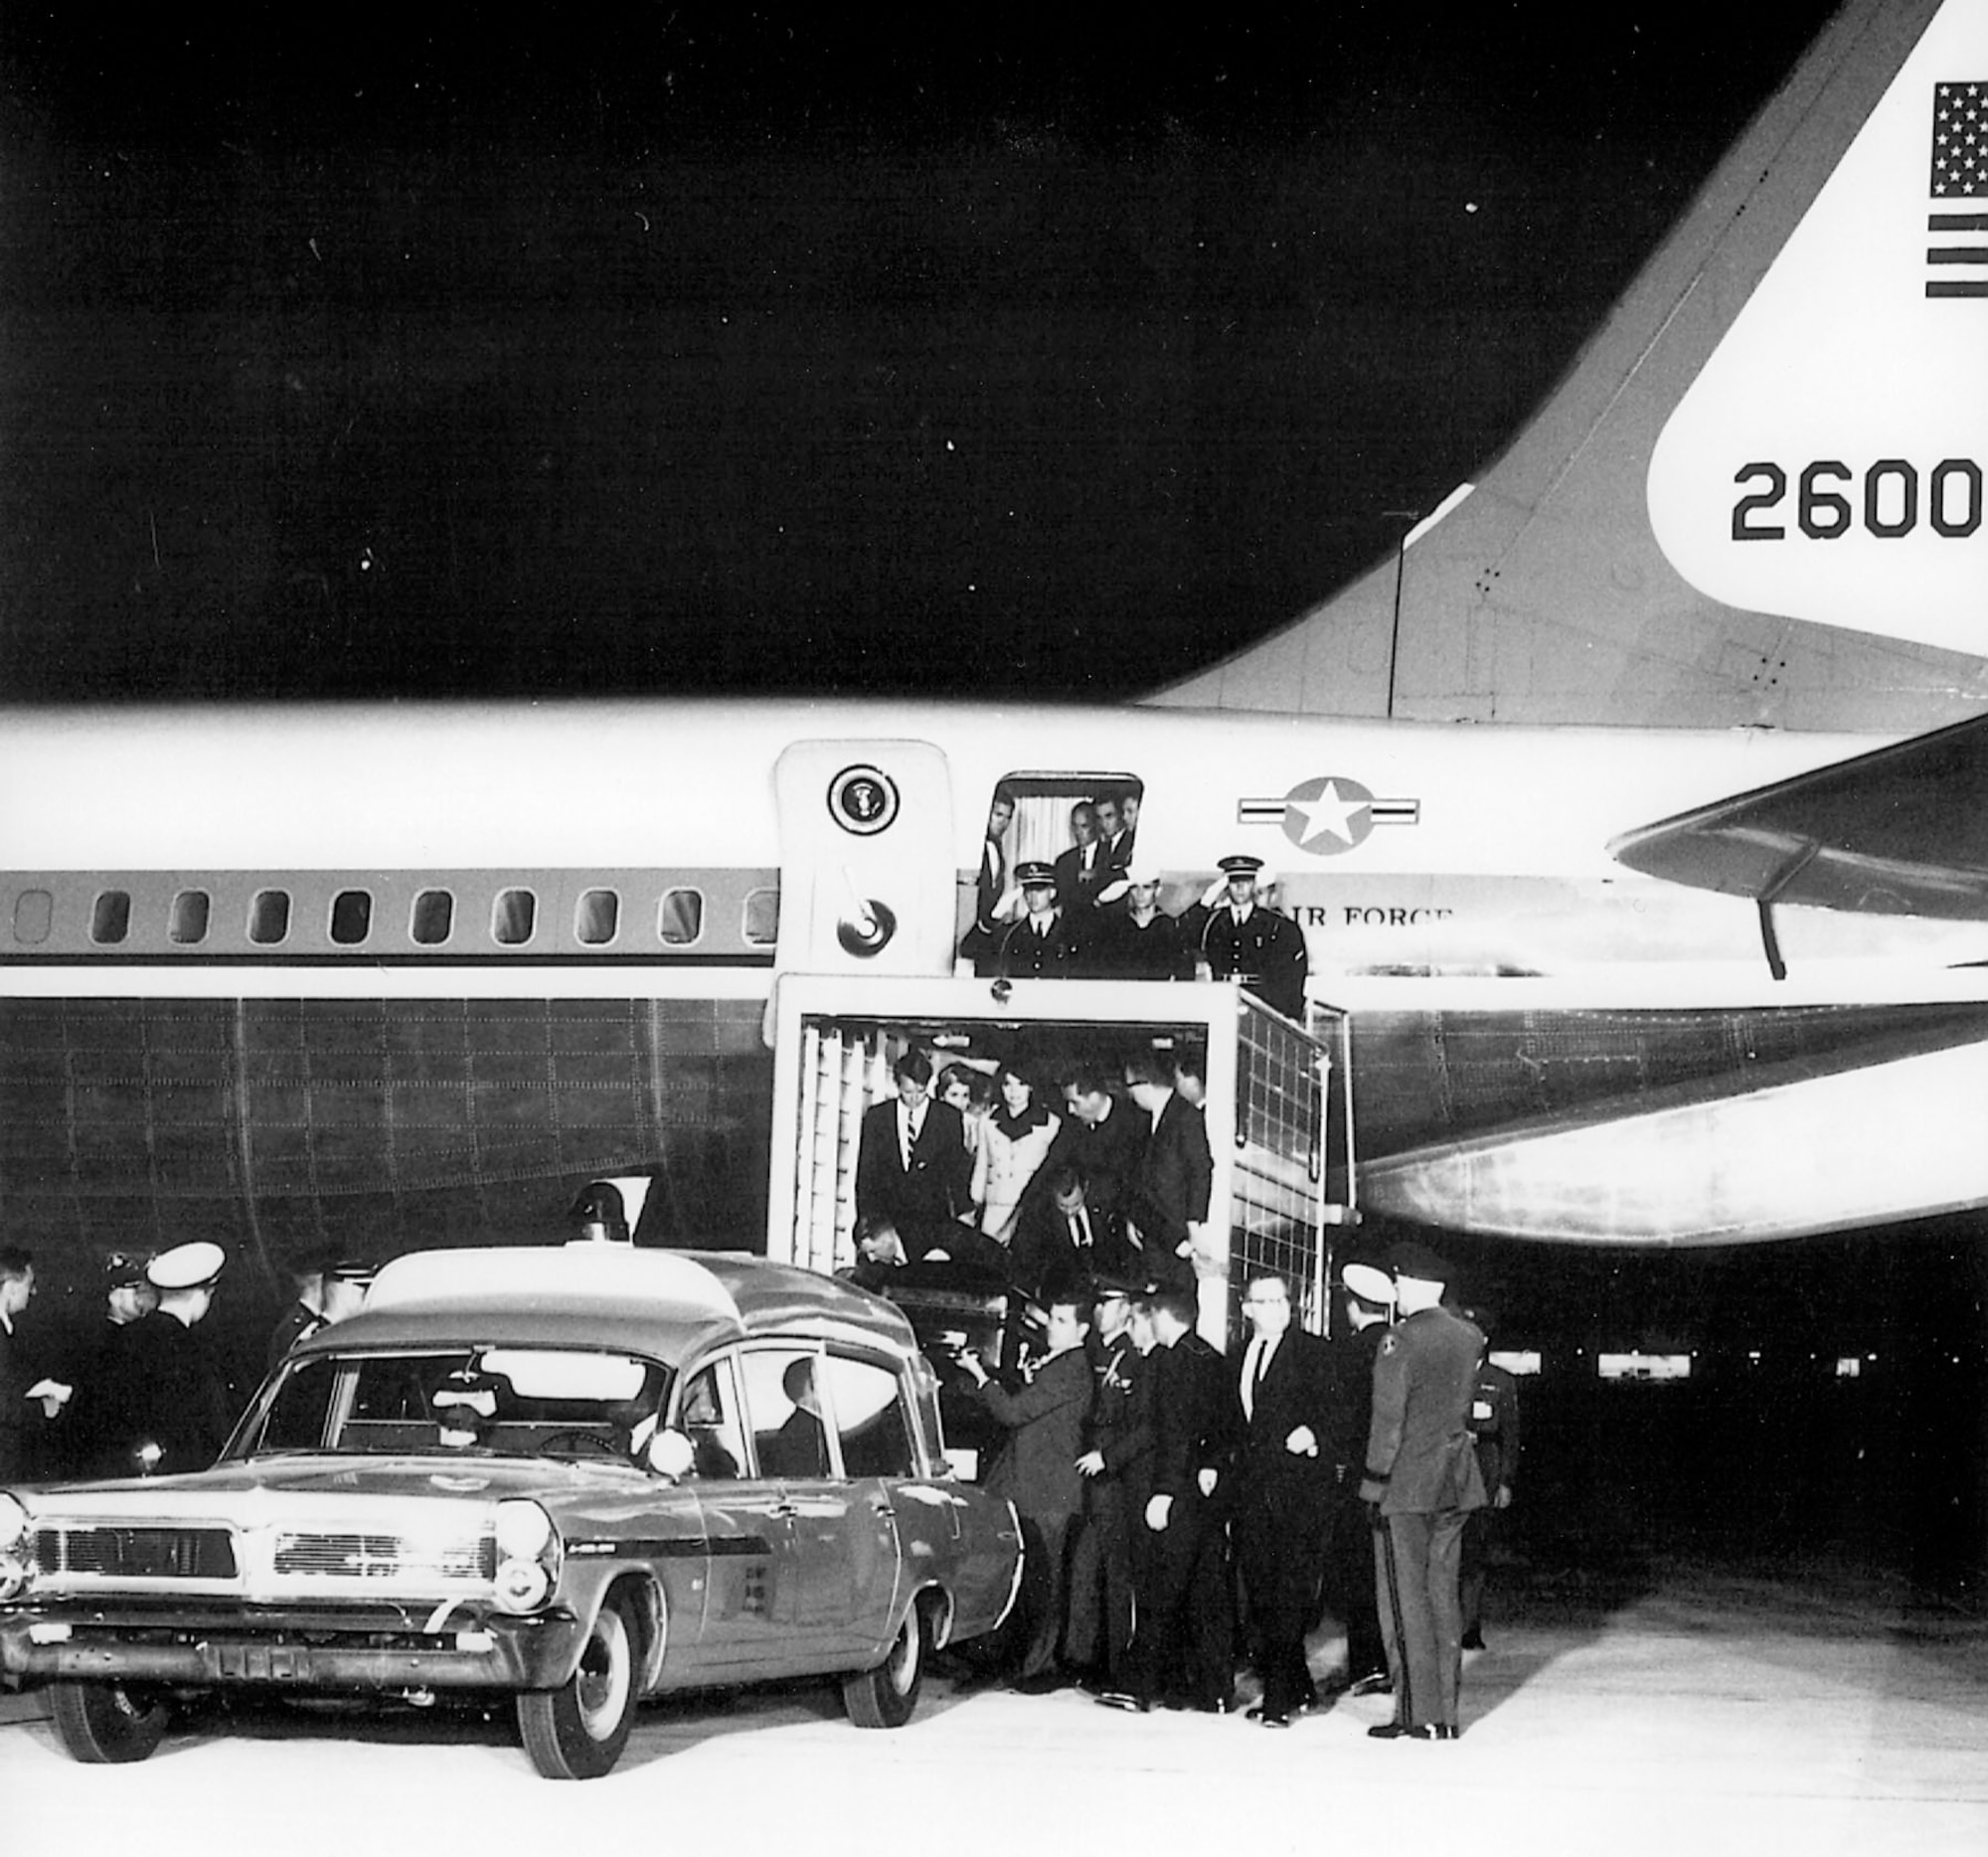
[957, 1239, 1519, 1741]
[961, 787, 1310, 1024]
[0, 1241, 372, 1485]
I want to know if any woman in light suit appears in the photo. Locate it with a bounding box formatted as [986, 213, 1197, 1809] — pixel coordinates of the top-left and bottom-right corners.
[979, 1065, 1061, 1244]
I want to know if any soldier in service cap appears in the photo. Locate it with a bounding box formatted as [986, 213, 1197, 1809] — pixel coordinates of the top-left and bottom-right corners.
[996, 861, 1087, 980]
[268, 1254, 373, 1371]
[1197, 853, 1309, 1022]
[1359, 1242, 1486, 1741]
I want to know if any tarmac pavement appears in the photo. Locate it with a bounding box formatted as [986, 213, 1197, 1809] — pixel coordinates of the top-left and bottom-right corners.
[7, 1548, 1988, 1857]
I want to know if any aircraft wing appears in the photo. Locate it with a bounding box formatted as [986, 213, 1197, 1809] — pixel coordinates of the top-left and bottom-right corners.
[1606, 713, 1988, 920]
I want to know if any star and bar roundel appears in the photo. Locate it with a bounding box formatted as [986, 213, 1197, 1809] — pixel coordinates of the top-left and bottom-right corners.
[1237, 776, 1420, 856]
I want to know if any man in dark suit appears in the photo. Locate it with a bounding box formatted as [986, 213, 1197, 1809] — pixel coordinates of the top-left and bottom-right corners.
[0, 1248, 66, 1482]
[1361, 1242, 1487, 1742]
[1042, 1068, 1146, 1232]
[1093, 792, 1135, 879]
[856, 1050, 974, 1254]
[1115, 1284, 1242, 1714]
[1010, 1165, 1141, 1300]
[1052, 800, 1110, 917]
[1233, 1269, 1335, 1726]
[1120, 1052, 1211, 1291]
[959, 1292, 1095, 1693]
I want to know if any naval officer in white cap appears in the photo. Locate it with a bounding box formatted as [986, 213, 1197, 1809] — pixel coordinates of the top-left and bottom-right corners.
[126, 1241, 235, 1474]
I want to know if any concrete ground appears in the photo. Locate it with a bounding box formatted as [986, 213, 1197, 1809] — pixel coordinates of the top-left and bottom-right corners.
[7, 1550, 1988, 1857]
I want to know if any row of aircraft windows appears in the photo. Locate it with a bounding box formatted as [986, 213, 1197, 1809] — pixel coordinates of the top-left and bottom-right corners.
[9, 885, 783, 950]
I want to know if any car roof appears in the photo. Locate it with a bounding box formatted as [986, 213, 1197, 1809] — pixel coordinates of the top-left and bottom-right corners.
[290, 1244, 918, 1368]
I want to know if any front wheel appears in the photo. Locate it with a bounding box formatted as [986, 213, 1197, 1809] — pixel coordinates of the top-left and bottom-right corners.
[517, 1593, 639, 1779]
[50, 1679, 172, 1764]
[842, 1602, 927, 1729]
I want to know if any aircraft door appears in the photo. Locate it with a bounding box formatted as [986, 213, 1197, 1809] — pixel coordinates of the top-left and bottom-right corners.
[773, 741, 956, 976]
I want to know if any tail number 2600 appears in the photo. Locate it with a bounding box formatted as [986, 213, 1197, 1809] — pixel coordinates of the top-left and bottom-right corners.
[1731, 459, 1982, 541]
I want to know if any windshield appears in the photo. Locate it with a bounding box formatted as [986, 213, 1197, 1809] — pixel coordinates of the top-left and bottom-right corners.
[233, 1347, 674, 1463]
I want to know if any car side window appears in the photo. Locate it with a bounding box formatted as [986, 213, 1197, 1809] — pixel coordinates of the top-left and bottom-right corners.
[821, 1354, 915, 1479]
[738, 1347, 832, 1479]
[677, 1356, 746, 1480]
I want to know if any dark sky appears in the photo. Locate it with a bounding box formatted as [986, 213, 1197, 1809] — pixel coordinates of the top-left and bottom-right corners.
[0, 5, 1843, 706]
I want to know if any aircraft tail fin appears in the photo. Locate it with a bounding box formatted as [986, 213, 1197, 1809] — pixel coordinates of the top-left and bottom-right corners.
[1148, 0, 1988, 732]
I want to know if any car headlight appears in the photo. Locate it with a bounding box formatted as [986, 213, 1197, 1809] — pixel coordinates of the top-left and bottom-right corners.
[491, 1500, 561, 1614]
[0, 1493, 33, 1602]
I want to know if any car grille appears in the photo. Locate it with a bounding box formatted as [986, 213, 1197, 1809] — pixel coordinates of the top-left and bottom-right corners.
[271, 1531, 496, 1583]
[36, 1527, 238, 1580]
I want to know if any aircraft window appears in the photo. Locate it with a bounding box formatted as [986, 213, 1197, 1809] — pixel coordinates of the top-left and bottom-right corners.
[248, 889, 291, 944]
[411, 889, 454, 945]
[658, 888, 704, 945]
[743, 888, 778, 947]
[575, 889, 619, 945]
[492, 888, 537, 945]
[170, 890, 211, 944]
[12, 890, 52, 945]
[330, 889, 373, 945]
[90, 890, 132, 945]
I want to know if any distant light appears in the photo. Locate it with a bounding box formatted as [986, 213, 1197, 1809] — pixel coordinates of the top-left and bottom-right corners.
[1747, 1350, 1762, 1363]
[1835, 1356, 1862, 1379]
[1465, 202, 1479, 214]
[1489, 1349, 1540, 1377]
[1597, 1352, 1691, 1383]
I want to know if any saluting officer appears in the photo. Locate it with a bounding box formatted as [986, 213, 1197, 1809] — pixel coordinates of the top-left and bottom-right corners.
[1197, 854, 1309, 1022]
[997, 862, 1088, 979]
[1360, 1242, 1486, 1743]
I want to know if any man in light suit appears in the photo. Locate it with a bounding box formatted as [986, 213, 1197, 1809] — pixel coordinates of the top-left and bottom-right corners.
[855, 1050, 974, 1255]
[1233, 1269, 1335, 1726]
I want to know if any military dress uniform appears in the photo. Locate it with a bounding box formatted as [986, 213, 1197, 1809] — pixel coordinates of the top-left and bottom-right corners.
[1065, 1324, 1154, 1691]
[1361, 1290, 1486, 1737]
[996, 908, 1088, 980]
[1200, 901, 1309, 1022]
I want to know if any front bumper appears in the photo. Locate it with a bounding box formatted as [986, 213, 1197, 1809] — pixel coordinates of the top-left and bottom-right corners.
[0, 1598, 584, 1694]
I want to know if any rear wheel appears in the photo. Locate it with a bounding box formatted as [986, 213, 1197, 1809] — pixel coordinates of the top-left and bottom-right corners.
[517, 1593, 639, 1779]
[842, 1601, 927, 1729]
[50, 1679, 171, 1764]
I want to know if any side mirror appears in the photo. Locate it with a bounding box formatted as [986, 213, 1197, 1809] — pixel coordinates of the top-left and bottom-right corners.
[646, 1428, 696, 1480]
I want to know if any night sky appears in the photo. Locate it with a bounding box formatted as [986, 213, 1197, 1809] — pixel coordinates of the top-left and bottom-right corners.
[1, 5, 1844, 706]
